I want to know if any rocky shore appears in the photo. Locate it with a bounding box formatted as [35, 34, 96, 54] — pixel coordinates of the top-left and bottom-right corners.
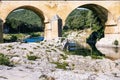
[0, 41, 120, 80]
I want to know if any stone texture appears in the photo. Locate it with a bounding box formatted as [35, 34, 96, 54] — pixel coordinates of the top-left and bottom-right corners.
[0, 42, 120, 80]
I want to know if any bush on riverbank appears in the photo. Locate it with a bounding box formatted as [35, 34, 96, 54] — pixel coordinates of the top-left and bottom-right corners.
[0, 53, 11, 66]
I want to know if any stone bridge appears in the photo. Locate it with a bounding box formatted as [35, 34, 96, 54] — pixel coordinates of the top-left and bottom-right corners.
[0, 0, 120, 43]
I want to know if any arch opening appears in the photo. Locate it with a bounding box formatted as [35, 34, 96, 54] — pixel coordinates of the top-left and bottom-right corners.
[3, 6, 45, 43]
[63, 4, 111, 57]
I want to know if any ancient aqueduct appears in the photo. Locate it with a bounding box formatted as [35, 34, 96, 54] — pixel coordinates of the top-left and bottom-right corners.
[0, 1, 120, 42]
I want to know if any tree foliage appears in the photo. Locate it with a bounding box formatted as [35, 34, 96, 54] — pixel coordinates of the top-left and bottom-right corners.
[65, 8, 102, 31]
[4, 9, 44, 33]
[64, 8, 104, 41]
[64, 8, 105, 56]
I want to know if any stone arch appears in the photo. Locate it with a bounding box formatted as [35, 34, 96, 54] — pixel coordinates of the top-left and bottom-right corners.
[80, 4, 108, 25]
[5, 5, 45, 26]
[3, 5, 48, 42]
[64, 3, 117, 34]
[65, 3, 115, 27]
[63, 3, 114, 52]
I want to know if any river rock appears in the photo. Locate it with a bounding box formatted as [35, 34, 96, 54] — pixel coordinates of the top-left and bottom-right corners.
[10, 57, 21, 64]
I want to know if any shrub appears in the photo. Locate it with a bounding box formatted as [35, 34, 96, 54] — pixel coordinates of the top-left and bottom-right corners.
[0, 53, 11, 66]
[7, 45, 12, 48]
[60, 54, 68, 60]
[10, 35, 17, 42]
[27, 55, 37, 60]
[52, 62, 68, 70]
[91, 55, 103, 59]
[30, 33, 40, 37]
[114, 40, 119, 47]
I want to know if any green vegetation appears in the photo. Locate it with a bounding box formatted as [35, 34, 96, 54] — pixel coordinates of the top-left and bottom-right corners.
[60, 54, 68, 60]
[7, 45, 13, 48]
[113, 40, 119, 53]
[91, 55, 103, 59]
[114, 40, 119, 47]
[27, 55, 38, 61]
[0, 53, 11, 66]
[65, 8, 102, 31]
[3, 32, 43, 43]
[4, 33, 26, 42]
[4, 9, 44, 33]
[52, 62, 68, 70]
[63, 8, 105, 57]
[4, 34, 18, 42]
[30, 32, 41, 37]
[64, 8, 104, 40]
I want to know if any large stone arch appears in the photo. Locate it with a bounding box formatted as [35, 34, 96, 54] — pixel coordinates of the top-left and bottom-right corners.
[4, 5, 45, 26]
[63, 3, 118, 56]
[5, 5, 47, 38]
[64, 3, 116, 33]
[1, 5, 51, 41]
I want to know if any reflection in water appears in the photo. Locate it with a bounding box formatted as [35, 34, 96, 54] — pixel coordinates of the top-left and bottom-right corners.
[96, 47, 120, 60]
[86, 31, 104, 56]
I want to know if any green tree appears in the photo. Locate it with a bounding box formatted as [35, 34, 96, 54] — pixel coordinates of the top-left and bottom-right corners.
[4, 9, 44, 33]
[65, 8, 102, 31]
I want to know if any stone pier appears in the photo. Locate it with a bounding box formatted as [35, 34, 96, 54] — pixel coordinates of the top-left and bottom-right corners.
[0, 19, 3, 43]
[44, 15, 62, 40]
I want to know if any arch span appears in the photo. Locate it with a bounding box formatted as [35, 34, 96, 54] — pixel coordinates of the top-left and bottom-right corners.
[79, 4, 108, 25]
[3, 6, 47, 42]
[0, 1, 120, 41]
[5, 5, 45, 26]
[65, 3, 116, 34]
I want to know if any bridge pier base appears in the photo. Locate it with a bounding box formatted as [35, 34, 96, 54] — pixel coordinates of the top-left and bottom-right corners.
[0, 19, 3, 43]
[44, 22, 52, 40]
[44, 15, 62, 40]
